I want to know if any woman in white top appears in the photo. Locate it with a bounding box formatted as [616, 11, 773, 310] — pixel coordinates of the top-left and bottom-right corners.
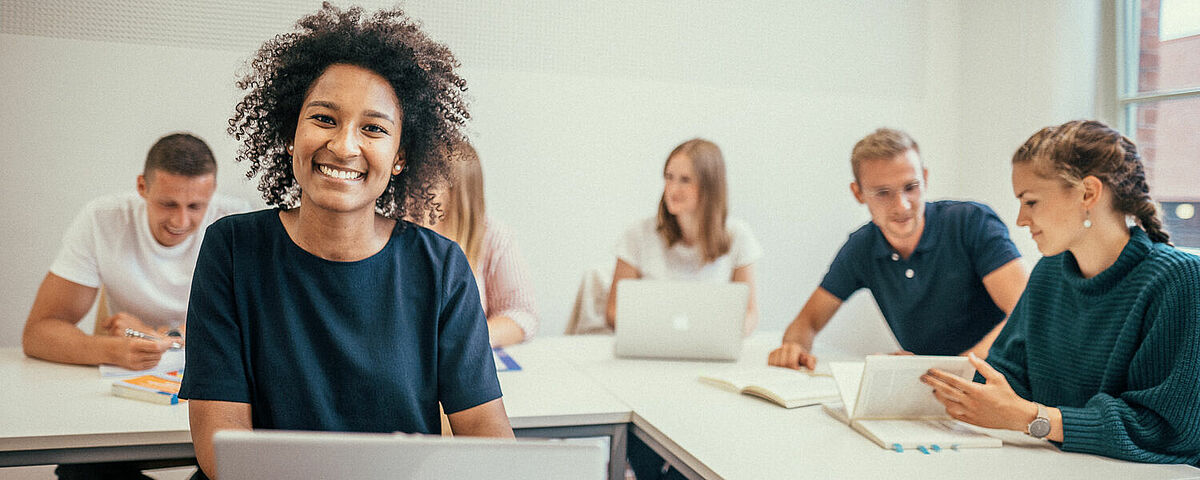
[417, 143, 539, 347]
[605, 138, 763, 335]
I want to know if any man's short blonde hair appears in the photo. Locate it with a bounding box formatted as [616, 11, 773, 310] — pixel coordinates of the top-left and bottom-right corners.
[850, 128, 921, 182]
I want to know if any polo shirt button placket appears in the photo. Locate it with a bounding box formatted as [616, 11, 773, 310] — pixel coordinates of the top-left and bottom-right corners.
[905, 268, 915, 279]
[891, 253, 900, 261]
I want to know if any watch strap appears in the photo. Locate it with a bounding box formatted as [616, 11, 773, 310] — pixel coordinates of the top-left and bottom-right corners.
[1027, 403, 1051, 438]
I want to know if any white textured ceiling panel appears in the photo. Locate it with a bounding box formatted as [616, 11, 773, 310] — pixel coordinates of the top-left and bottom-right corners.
[1, 0, 926, 93]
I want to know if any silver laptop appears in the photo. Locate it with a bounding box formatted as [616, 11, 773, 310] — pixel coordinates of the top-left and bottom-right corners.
[614, 279, 748, 361]
[214, 430, 607, 480]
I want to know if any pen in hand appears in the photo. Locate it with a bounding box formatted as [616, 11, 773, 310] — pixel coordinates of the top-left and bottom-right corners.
[124, 328, 183, 350]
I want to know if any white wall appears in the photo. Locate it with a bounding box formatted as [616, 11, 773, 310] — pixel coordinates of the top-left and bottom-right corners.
[0, 1, 1104, 348]
[947, 1, 1105, 261]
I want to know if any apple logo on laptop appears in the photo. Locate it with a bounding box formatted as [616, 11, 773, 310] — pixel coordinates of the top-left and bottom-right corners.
[671, 313, 690, 331]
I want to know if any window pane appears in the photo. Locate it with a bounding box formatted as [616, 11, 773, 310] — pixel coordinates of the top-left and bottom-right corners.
[1136, 0, 1200, 94]
[1127, 96, 1200, 248]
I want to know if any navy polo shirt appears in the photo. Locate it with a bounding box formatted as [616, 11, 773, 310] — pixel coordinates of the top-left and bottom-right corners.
[179, 209, 502, 434]
[819, 201, 1021, 355]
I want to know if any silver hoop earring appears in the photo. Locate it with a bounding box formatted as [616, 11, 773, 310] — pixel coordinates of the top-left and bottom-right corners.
[1083, 211, 1092, 229]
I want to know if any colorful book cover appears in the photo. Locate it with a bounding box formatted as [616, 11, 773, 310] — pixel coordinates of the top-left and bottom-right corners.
[111, 372, 184, 405]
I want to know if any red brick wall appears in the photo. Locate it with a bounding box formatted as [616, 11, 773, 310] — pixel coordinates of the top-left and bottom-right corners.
[1135, 0, 1199, 202]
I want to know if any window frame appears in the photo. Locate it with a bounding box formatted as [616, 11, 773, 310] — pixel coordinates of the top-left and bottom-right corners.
[1116, 0, 1200, 126]
[1116, 0, 1200, 252]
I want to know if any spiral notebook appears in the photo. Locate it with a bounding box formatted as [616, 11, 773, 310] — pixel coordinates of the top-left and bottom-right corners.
[823, 355, 1002, 450]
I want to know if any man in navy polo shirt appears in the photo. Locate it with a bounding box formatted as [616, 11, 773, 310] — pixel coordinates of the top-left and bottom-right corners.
[769, 128, 1029, 369]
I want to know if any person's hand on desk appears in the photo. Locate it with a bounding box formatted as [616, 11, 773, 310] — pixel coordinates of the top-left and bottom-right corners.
[767, 342, 818, 370]
[105, 335, 173, 370]
[99, 313, 173, 369]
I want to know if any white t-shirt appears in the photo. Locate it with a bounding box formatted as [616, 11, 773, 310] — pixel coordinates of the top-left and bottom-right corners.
[615, 216, 763, 281]
[49, 192, 251, 330]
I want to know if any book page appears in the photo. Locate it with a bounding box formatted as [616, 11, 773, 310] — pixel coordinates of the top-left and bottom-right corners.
[821, 402, 852, 425]
[700, 367, 839, 408]
[746, 375, 839, 408]
[828, 362, 865, 418]
[853, 355, 974, 420]
[698, 373, 746, 391]
[805, 362, 833, 377]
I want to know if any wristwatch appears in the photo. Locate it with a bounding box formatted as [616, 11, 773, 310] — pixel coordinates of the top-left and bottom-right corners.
[1027, 403, 1051, 439]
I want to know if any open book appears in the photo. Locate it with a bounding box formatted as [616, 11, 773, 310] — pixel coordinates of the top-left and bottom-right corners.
[824, 356, 1002, 450]
[700, 366, 840, 408]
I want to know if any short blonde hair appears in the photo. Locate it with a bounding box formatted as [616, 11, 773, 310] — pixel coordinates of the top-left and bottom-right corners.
[850, 128, 921, 181]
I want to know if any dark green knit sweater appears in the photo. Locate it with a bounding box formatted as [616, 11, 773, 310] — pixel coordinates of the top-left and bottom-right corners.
[987, 227, 1200, 465]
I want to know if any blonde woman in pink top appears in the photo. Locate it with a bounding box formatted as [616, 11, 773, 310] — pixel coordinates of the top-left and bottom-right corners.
[417, 143, 539, 346]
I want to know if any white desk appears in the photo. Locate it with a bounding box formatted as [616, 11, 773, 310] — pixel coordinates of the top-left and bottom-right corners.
[497, 341, 632, 480]
[0, 346, 633, 480]
[0, 349, 193, 467]
[551, 334, 1200, 480]
[4, 338, 1198, 480]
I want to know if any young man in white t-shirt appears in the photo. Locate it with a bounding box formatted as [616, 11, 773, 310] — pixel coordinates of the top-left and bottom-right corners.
[22, 133, 249, 371]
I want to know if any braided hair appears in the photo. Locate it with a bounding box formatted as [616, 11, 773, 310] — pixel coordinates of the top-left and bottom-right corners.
[1012, 120, 1169, 243]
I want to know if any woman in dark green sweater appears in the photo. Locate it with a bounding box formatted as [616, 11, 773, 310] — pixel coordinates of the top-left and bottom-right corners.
[923, 120, 1200, 465]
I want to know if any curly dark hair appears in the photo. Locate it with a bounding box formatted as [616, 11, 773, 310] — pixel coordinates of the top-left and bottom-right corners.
[228, 2, 468, 222]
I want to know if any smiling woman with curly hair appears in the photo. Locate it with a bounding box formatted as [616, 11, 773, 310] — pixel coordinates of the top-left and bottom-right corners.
[179, 5, 513, 477]
[229, 3, 467, 221]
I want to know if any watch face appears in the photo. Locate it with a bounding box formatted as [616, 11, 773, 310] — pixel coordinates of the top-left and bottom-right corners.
[1029, 418, 1051, 438]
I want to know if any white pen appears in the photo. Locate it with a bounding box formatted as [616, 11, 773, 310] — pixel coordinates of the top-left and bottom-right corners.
[124, 328, 183, 350]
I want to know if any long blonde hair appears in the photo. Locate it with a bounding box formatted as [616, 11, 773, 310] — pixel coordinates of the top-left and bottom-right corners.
[656, 138, 731, 263]
[437, 143, 487, 270]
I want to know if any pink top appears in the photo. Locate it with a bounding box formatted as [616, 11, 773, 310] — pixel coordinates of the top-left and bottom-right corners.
[474, 218, 539, 340]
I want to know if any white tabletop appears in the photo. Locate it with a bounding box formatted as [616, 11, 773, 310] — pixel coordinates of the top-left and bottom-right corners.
[552, 334, 1200, 480]
[0, 349, 192, 453]
[494, 341, 631, 429]
[4, 338, 1198, 479]
[0, 345, 631, 461]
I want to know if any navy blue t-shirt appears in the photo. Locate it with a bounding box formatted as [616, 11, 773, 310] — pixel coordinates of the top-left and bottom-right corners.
[819, 201, 1021, 355]
[179, 209, 502, 434]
